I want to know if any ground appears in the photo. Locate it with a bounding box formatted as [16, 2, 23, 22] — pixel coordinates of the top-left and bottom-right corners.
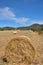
[0, 30, 43, 65]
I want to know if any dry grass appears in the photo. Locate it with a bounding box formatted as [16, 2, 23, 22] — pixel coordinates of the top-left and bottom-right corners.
[4, 36, 35, 65]
[0, 30, 43, 65]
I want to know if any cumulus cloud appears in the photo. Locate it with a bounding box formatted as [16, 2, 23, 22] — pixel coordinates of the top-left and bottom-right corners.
[0, 7, 29, 24]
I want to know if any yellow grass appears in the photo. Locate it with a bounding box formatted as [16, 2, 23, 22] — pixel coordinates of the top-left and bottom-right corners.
[0, 30, 43, 65]
[5, 36, 35, 65]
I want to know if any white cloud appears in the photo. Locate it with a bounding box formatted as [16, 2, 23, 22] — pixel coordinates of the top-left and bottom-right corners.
[0, 7, 16, 19]
[14, 17, 29, 24]
[30, 20, 43, 24]
[0, 7, 29, 24]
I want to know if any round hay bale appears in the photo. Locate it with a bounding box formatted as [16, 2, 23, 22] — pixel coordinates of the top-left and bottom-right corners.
[4, 36, 35, 65]
[12, 31, 17, 34]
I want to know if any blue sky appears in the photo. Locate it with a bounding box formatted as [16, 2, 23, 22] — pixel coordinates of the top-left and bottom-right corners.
[0, 0, 43, 27]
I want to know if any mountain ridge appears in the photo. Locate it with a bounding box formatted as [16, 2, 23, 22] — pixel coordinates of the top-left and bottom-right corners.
[0, 23, 43, 31]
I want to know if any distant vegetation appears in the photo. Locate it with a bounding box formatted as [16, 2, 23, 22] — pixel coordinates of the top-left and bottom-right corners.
[0, 24, 43, 32]
[0, 27, 15, 31]
[17, 24, 43, 31]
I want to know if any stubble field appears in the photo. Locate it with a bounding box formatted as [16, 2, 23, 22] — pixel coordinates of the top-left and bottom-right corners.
[0, 30, 43, 65]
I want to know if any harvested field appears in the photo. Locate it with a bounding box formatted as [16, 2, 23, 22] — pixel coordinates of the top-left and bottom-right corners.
[0, 30, 43, 65]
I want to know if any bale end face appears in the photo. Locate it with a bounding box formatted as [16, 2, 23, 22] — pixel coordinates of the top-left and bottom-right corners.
[5, 36, 35, 65]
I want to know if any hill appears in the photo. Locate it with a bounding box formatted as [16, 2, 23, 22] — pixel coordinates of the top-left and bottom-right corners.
[0, 24, 43, 31]
[17, 24, 43, 31]
[0, 27, 15, 31]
